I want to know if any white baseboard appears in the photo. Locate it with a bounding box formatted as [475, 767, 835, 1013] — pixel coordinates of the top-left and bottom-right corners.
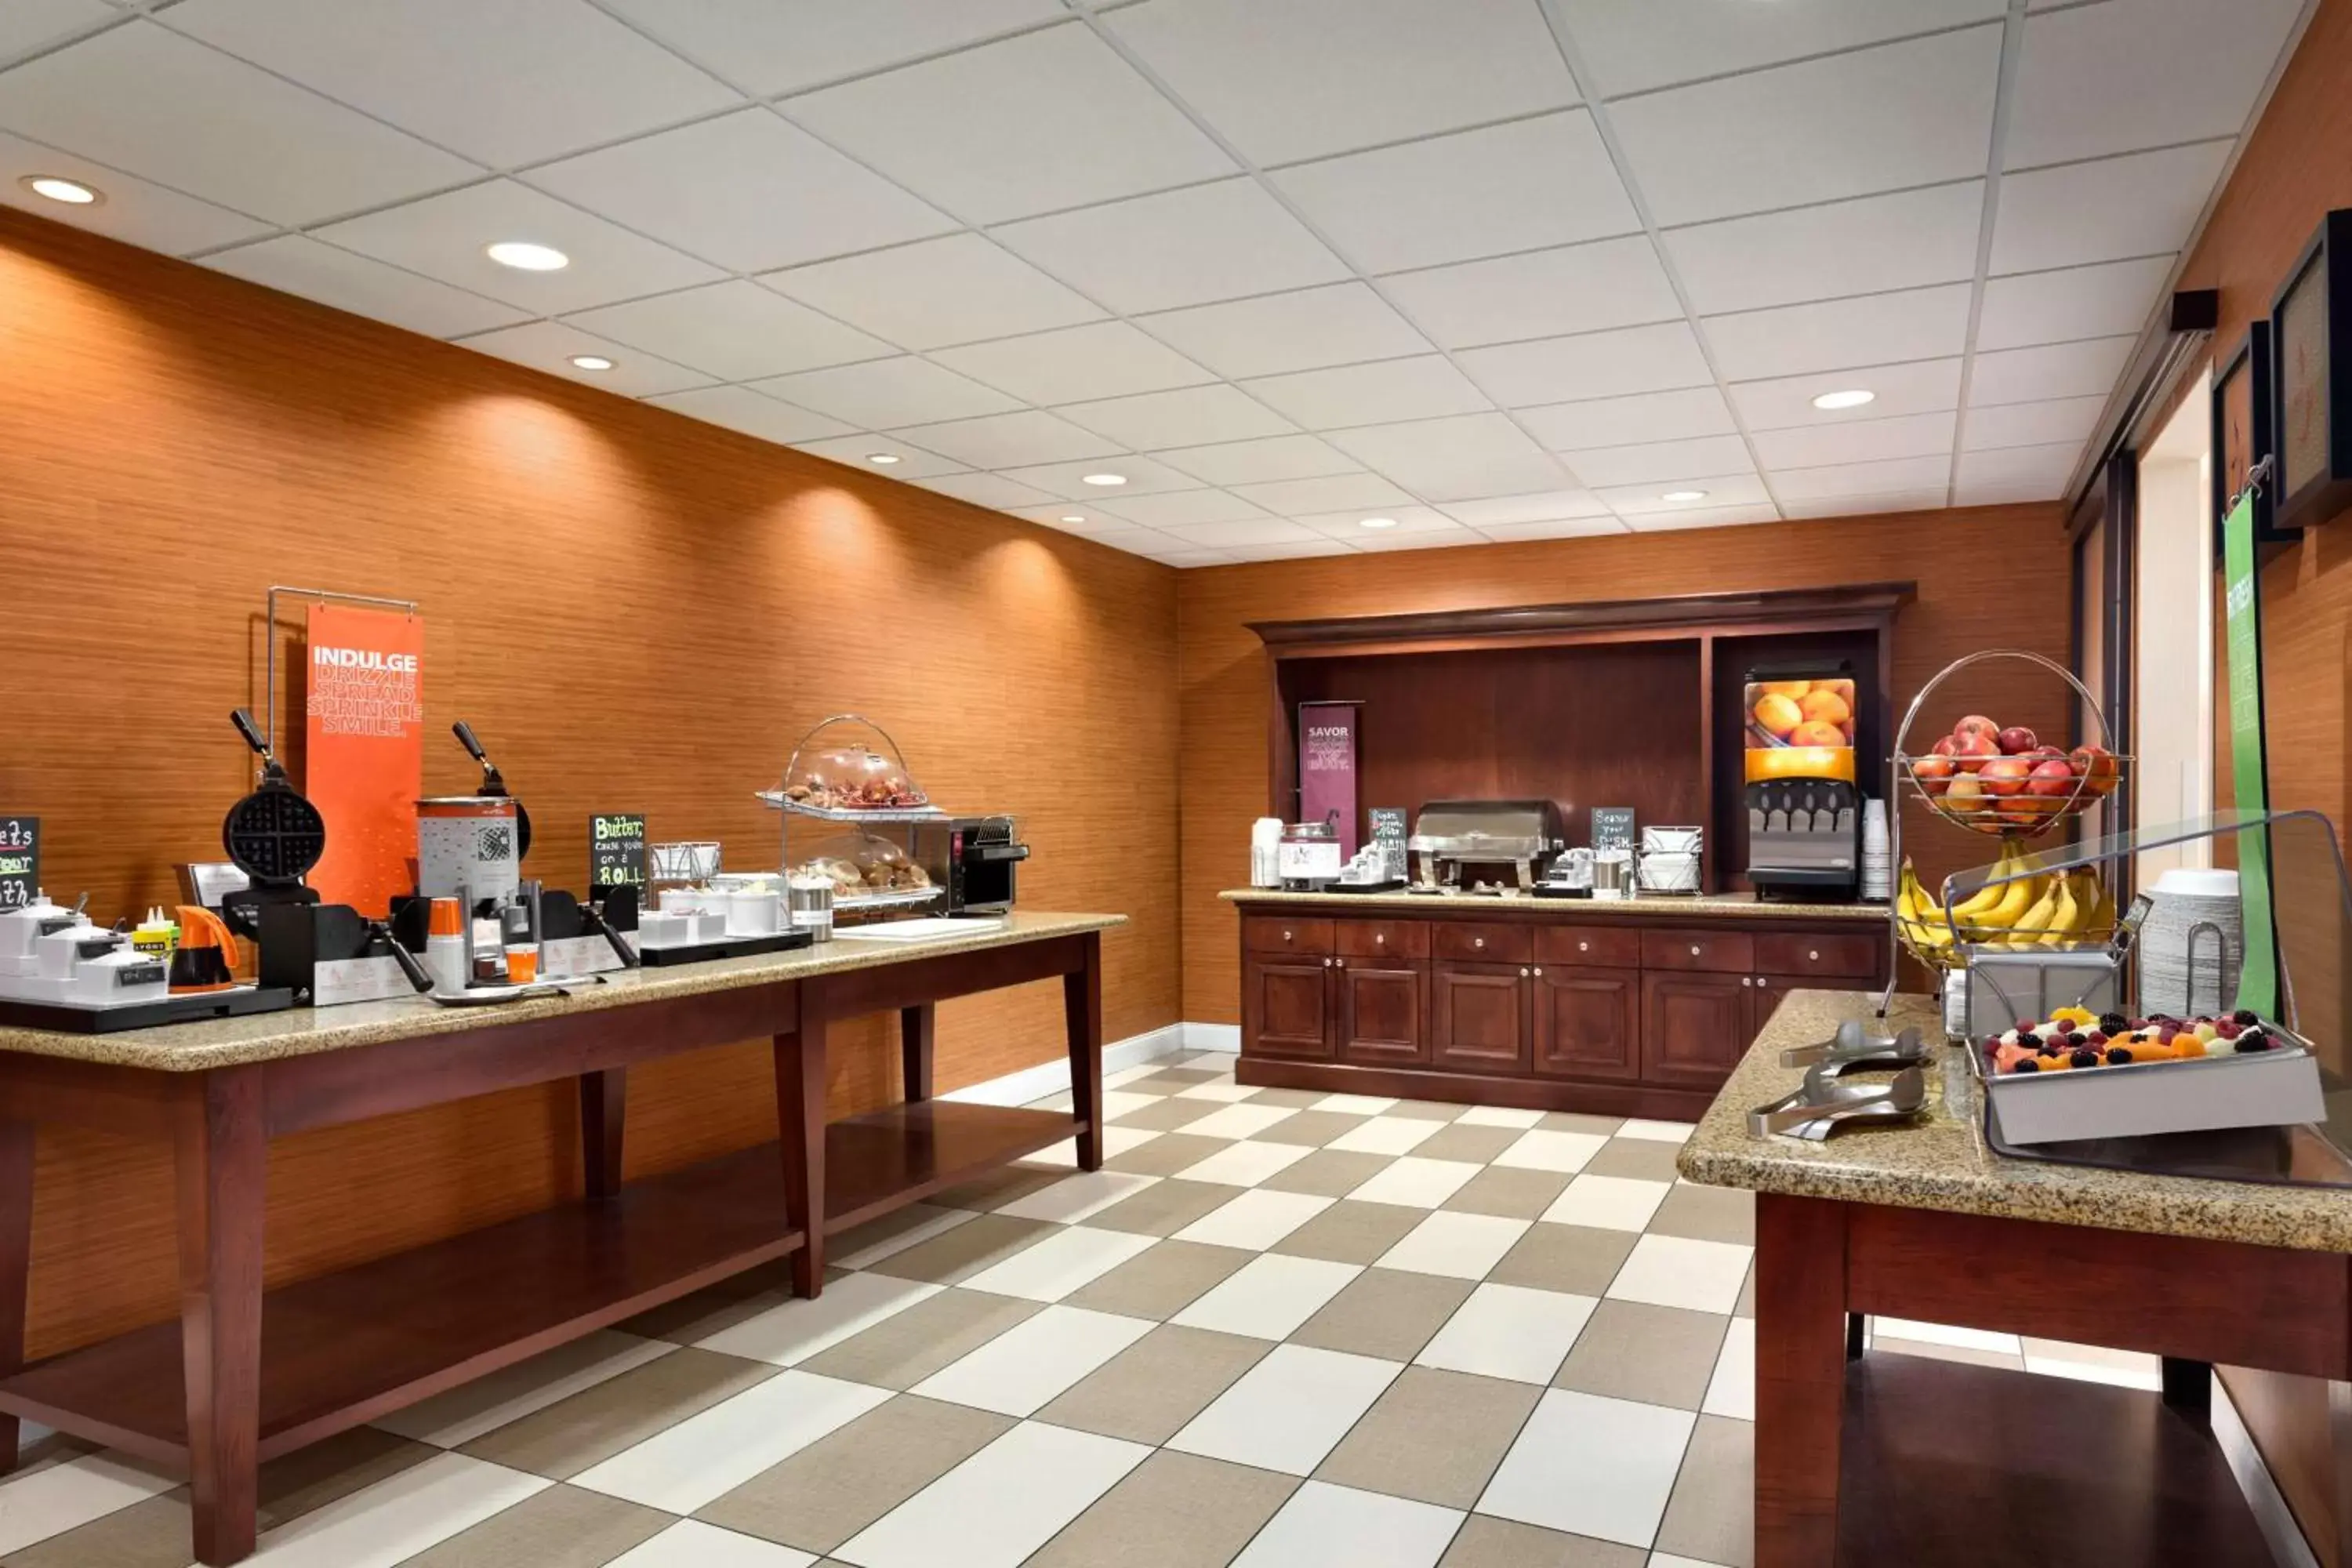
[1182, 1022, 1240, 1054]
[2212, 1372, 2323, 1568]
[940, 1022, 1191, 1108]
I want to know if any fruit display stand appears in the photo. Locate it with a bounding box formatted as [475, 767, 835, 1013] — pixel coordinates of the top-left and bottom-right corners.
[1882, 649, 2127, 1021]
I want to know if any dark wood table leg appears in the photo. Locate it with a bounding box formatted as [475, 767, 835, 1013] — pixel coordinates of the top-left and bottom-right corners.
[2161, 1357, 2212, 1420]
[899, 1004, 934, 1102]
[778, 990, 827, 1301]
[0, 1120, 32, 1476]
[1064, 931, 1104, 1172]
[1756, 1193, 1849, 1568]
[578, 1068, 626, 1200]
[1846, 1312, 1867, 1363]
[177, 1068, 266, 1566]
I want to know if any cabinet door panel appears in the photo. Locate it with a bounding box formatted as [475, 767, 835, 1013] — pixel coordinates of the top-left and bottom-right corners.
[1533, 965, 1640, 1082]
[1338, 962, 1428, 1065]
[1431, 961, 1530, 1074]
[1641, 971, 1751, 1087]
[1244, 957, 1332, 1059]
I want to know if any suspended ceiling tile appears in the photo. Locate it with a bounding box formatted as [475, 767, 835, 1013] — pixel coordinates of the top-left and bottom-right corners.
[760, 233, 1107, 352]
[1952, 440, 2081, 504]
[1346, 520, 1486, 551]
[1960, 395, 2108, 452]
[887, 408, 1126, 469]
[3, 129, 273, 254]
[1559, 0, 2004, 98]
[995, 177, 1352, 315]
[564, 280, 895, 383]
[1381, 236, 1682, 350]
[1965, 336, 2135, 408]
[1620, 502, 1783, 532]
[748, 356, 1021, 430]
[991, 455, 1204, 501]
[913, 471, 1064, 510]
[1976, 256, 2176, 353]
[1158, 517, 1328, 549]
[203, 234, 527, 338]
[1287, 505, 1457, 539]
[793, 434, 971, 481]
[1324, 412, 1573, 501]
[0, 0, 114, 61]
[1438, 489, 1613, 527]
[1151, 434, 1365, 488]
[456, 319, 713, 397]
[934, 320, 1214, 407]
[1472, 517, 1630, 543]
[641, 385, 858, 447]
[1057, 384, 1299, 452]
[1769, 454, 1954, 501]
[1780, 489, 1952, 520]
[1455, 321, 1713, 408]
[1515, 387, 1738, 452]
[1703, 285, 1973, 383]
[1599, 474, 1773, 515]
[1560, 434, 1757, 490]
[1089, 488, 1273, 528]
[598, 0, 1065, 97]
[1135, 282, 1432, 381]
[1727, 358, 1964, 433]
[1664, 182, 1985, 317]
[1229, 471, 1417, 516]
[1241, 354, 1492, 430]
[1988, 140, 2233, 276]
[1749, 411, 1958, 472]
[1218, 539, 1361, 561]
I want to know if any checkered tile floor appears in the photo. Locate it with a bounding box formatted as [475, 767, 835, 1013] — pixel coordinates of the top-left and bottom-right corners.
[0, 1050, 2164, 1567]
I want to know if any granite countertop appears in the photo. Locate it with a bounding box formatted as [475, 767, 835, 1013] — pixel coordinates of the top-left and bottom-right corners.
[1221, 888, 1886, 923]
[1679, 989, 2352, 1254]
[0, 913, 1125, 1073]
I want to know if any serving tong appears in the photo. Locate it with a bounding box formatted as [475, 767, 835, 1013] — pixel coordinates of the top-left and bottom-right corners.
[1748, 1022, 1931, 1140]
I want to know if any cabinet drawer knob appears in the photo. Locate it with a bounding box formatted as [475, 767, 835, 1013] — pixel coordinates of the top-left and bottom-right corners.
[1808, 949, 1820, 962]
[1375, 932, 1385, 945]
[1334, 958, 1344, 971]
[1532, 967, 1543, 978]
[1577, 939, 1590, 953]
[1740, 976, 1752, 987]
[1474, 937, 1486, 949]
[1756, 976, 1769, 987]
[1519, 967, 1530, 978]
[1690, 944, 1702, 956]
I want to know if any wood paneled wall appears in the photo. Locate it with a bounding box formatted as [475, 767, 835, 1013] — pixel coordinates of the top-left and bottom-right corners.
[1174, 504, 2074, 1022]
[0, 211, 1181, 1356]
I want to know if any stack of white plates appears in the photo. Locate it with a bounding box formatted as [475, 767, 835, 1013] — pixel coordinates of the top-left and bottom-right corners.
[2140, 867, 2243, 1016]
[1637, 853, 1701, 894]
[1860, 797, 1891, 901]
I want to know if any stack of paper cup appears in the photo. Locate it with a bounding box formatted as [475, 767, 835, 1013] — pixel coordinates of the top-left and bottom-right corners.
[1860, 797, 1891, 902]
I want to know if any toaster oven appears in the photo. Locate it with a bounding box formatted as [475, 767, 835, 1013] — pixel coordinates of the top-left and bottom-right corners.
[911, 816, 1031, 914]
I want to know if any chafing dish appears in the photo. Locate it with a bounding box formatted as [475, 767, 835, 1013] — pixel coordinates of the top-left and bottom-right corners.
[1406, 800, 1565, 895]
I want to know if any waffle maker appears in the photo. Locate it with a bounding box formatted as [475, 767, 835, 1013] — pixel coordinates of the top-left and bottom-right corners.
[219, 708, 325, 939]
[452, 720, 531, 859]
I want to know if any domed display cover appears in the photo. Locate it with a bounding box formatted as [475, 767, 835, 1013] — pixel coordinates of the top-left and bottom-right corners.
[787, 829, 937, 907]
[773, 716, 931, 814]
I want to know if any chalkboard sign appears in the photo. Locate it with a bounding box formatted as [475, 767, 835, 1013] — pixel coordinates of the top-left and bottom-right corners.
[1369, 807, 1407, 880]
[0, 817, 35, 911]
[590, 814, 647, 891]
[1591, 808, 1636, 853]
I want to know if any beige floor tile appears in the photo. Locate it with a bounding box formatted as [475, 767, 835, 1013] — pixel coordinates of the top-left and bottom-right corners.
[3, 1492, 201, 1568]
[401, 1483, 673, 1567]
[616, 1260, 798, 1341]
[1254, 1109, 1372, 1147]
[1107, 1132, 1232, 1178]
[1271, 1200, 1426, 1265]
[1245, 1086, 1331, 1109]
[1488, 1224, 1637, 1296]
[1387, 1098, 1468, 1122]
[1735, 1261, 1755, 1319]
[1870, 1336, 2023, 1372]
[1132, 1066, 1222, 1089]
[930, 1164, 1071, 1212]
[1112, 1097, 1226, 1132]
[1086, 1179, 1243, 1238]
[1441, 1167, 1572, 1220]
[1646, 1184, 1755, 1245]
[1553, 1301, 1729, 1410]
[1653, 1414, 1754, 1568]
[695, 1394, 1011, 1554]
[1439, 1514, 1644, 1566]
[1315, 1367, 1540, 1508]
[1258, 1148, 1394, 1197]
[1290, 1269, 1474, 1362]
[1410, 1123, 1523, 1164]
[1579, 1139, 1685, 1183]
[1039, 1325, 1272, 1445]
[1538, 1112, 1624, 1137]
[829, 1206, 970, 1266]
[1065, 1239, 1255, 1319]
[462, 1346, 776, 1479]
[797, 1288, 1044, 1390]
[1027, 1450, 1298, 1568]
[864, 1213, 1058, 1284]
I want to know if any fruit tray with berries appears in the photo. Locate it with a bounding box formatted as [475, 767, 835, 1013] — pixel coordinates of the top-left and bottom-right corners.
[1897, 713, 2124, 838]
[1969, 1004, 2325, 1146]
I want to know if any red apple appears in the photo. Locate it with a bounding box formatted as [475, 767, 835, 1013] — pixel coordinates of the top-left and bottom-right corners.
[1930, 735, 1958, 759]
[1996, 725, 2039, 755]
[2024, 758, 2079, 797]
[2070, 744, 2118, 797]
[1951, 730, 2001, 771]
[1954, 715, 2000, 747]
[1946, 774, 1987, 808]
[2028, 744, 2067, 762]
[1911, 754, 1955, 796]
[1978, 757, 2032, 797]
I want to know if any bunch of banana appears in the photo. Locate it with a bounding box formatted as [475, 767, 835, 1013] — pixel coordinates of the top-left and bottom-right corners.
[1893, 858, 1952, 951]
[1998, 866, 2105, 949]
[1900, 843, 2111, 950]
[1940, 840, 2038, 942]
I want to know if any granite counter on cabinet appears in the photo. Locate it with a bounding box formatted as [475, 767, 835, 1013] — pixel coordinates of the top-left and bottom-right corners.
[1221, 888, 1886, 921]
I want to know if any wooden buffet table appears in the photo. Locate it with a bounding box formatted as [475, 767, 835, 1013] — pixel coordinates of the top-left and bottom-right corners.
[1682, 989, 2341, 1566]
[0, 912, 1119, 1566]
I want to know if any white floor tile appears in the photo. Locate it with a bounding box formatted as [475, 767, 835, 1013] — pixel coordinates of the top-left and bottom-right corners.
[573, 1370, 889, 1515]
[1346, 1156, 1481, 1210]
[1417, 1283, 1597, 1385]
[1103, 1126, 1163, 1159]
[1174, 1138, 1314, 1187]
[1492, 1129, 1608, 1174]
[243, 1451, 549, 1567]
[1374, 1211, 1530, 1280]
[1104, 1062, 1165, 1089]
[1701, 1317, 1755, 1421]
[697, 1272, 942, 1367]
[0, 1453, 180, 1555]
[608, 1519, 818, 1566]
[1177, 1080, 1261, 1102]
[1615, 1120, 1696, 1144]
[1312, 1093, 1397, 1115]
[1606, 1235, 1752, 1316]
[2023, 1352, 2162, 1391]
[374, 1330, 675, 1447]
[1540, 1174, 1672, 1233]
[996, 1171, 1161, 1225]
[1232, 1479, 1463, 1567]
[1328, 1116, 1441, 1156]
[1455, 1105, 1544, 1128]
[1871, 1316, 2022, 1354]
[1168, 1344, 1403, 1475]
[1479, 1388, 1696, 1548]
[1174, 1187, 1333, 1250]
[836, 1421, 1148, 1568]
[1171, 1253, 1362, 1340]
[1184, 1102, 1301, 1140]
[958, 1225, 1156, 1302]
[1650, 1556, 1735, 1568]
[913, 1305, 1155, 1417]
[1098, 1090, 1160, 1120]
[834, 1205, 978, 1268]
[1016, 1142, 1080, 1171]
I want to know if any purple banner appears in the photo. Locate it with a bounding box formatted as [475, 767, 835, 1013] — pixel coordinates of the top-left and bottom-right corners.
[1298, 702, 1360, 857]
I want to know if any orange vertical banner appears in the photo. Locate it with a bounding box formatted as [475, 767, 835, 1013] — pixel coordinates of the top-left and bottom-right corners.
[303, 604, 423, 916]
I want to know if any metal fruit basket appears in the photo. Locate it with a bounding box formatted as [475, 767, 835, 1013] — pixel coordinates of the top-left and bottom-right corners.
[1892, 651, 2129, 840]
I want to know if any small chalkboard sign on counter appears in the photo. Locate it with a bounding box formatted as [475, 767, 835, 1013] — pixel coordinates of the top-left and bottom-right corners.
[1591, 807, 1635, 854]
[0, 817, 36, 911]
[590, 813, 647, 891]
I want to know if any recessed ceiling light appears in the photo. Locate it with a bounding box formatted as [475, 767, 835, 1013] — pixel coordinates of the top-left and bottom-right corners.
[1359, 517, 1399, 529]
[1081, 473, 1127, 487]
[1661, 489, 1709, 503]
[1812, 388, 1876, 411]
[866, 452, 902, 465]
[568, 354, 614, 372]
[485, 241, 569, 272]
[1060, 514, 1087, 524]
[20, 175, 100, 206]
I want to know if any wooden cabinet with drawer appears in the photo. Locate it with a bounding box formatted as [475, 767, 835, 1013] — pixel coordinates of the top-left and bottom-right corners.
[1640, 929, 1756, 974]
[1536, 925, 1642, 969]
[1533, 965, 1640, 1082]
[1335, 959, 1428, 1065]
[1243, 916, 1333, 956]
[1432, 922, 1534, 964]
[1754, 931, 1882, 980]
[1335, 918, 1430, 961]
[1430, 960, 1531, 1074]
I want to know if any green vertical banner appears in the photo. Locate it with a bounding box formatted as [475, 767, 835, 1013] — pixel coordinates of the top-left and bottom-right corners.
[2222, 489, 2279, 1016]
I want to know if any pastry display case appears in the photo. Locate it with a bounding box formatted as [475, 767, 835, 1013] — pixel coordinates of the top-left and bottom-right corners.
[762, 714, 947, 919]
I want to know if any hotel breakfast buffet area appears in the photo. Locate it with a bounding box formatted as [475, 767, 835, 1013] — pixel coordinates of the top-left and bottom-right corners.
[8, 2, 2352, 1565]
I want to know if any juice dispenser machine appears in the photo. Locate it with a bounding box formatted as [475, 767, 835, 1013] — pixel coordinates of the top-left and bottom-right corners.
[1744, 662, 1860, 900]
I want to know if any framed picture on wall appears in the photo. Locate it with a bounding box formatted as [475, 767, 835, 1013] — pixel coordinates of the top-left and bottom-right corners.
[2212, 321, 2281, 546]
[2269, 209, 2352, 529]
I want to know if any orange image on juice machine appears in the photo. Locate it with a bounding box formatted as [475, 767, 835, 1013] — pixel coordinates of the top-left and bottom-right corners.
[1744, 664, 1861, 901]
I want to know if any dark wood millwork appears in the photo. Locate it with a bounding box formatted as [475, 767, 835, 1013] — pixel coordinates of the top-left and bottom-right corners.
[0, 927, 1106, 1566]
[899, 1004, 935, 1102]
[1247, 583, 1918, 654]
[1232, 897, 1886, 1112]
